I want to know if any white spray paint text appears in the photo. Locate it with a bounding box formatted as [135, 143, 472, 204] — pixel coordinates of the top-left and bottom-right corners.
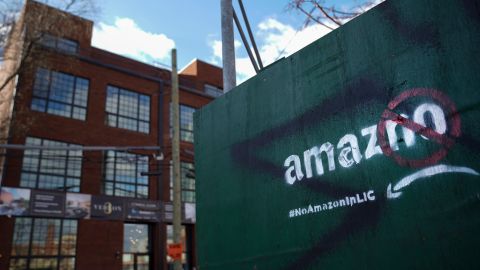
[284, 103, 448, 185]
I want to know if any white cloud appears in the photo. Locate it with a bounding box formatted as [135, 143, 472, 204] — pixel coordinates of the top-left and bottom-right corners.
[209, 17, 333, 84]
[235, 57, 255, 84]
[209, 39, 241, 65]
[257, 18, 332, 64]
[209, 40, 223, 65]
[92, 17, 175, 66]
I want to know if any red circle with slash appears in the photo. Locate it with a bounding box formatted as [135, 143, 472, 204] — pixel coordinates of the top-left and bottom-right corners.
[377, 88, 461, 168]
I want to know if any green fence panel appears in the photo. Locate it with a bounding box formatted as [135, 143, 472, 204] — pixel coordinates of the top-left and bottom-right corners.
[195, 0, 480, 269]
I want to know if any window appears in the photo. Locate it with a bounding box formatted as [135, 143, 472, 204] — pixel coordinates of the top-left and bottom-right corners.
[123, 223, 150, 270]
[20, 137, 82, 192]
[170, 162, 195, 203]
[170, 105, 196, 143]
[180, 105, 195, 142]
[32, 68, 89, 120]
[105, 86, 150, 133]
[40, 34, 78, 54]
[204, 84, 223, 98]
[9, 218, 78, 270]
[103, 151, 149, 198]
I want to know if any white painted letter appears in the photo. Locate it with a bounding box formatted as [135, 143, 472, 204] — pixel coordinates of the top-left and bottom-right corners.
[367, 190, 375, 200]
[284, 155, 304, 185]
[303, 142, 335, 178]
[413, 103, 447, 139]
[337, 134, 362, 168]
[361, 124, 382, 159]
[386, 114, 415, 150]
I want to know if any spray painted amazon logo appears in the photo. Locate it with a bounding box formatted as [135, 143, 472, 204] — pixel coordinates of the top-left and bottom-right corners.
[282, 88, 479, 201]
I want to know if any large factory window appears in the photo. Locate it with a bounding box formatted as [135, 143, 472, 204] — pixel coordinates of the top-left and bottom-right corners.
[106, 86, 150, 133]
[9, 218, 78, 270]
[32, 68, 89, 120]
[20, 137, 82, 192]
[103, 151, 149, 198]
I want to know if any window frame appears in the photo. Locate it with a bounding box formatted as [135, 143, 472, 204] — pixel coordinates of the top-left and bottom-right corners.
[180, 105, 195, 143]
[105, 85, 151, 134]
[122, 223, 151, 270]
[31, 68, 90, 121]
[170, 104, 196, 143]
[169, 161, 195, 203]
[20, 137, 83, 192]
[102, 150, 150, 199]
[9, 217, 78, 270]
[39, 33, 79, 54]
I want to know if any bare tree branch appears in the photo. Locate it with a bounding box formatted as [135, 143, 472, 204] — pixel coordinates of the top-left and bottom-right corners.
[0, 31, 39, 91]
[295, 3, 335, 30]
[288, 0, 383, 29]
[0, 0, 99, 93]
[312, 1, 342, 26]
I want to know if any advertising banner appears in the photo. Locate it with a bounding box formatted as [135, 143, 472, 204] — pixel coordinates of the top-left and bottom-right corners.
[126, 199, 161, 222]
[30, 190, 65, 217]
[1, 187, 180, 223]
[0, 187, 30, 216]
[65, 193, 91, 219]
[90, 195, 124, 220]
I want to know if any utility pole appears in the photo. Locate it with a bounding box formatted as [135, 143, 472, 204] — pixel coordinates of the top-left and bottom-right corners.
[171, 48, 182, 270]
[221, 0, 236, 92]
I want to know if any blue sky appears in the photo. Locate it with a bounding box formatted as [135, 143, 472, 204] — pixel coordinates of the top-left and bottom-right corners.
[86, 0, 380, 82]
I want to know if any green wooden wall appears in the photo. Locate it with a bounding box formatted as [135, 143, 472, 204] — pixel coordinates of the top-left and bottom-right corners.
[194, 0, 480, 269]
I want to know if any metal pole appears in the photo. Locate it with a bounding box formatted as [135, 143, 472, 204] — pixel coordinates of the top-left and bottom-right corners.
[171, 48, 182, 270]
[0, 144, 161, 151]
[221, 0, 236, 92]
[238, 0, 263, 69]
[233, 9, 259, 74]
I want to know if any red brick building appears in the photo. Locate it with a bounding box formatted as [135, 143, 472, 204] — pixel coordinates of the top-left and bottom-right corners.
[0, 1, 223, 269]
